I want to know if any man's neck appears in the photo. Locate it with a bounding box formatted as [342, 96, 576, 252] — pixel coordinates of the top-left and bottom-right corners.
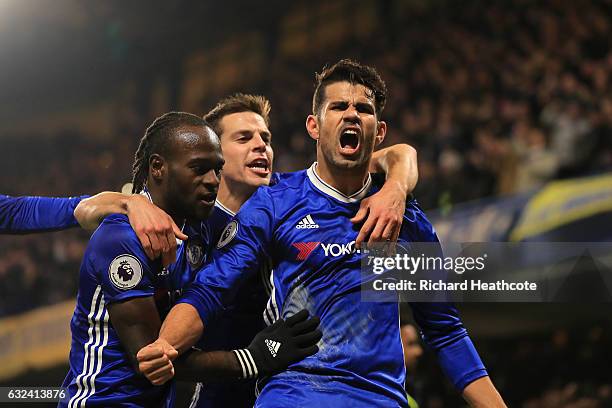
[216, 179, 255, 214]
[315, 157, 370, 196]
[147, 186, 183, 226]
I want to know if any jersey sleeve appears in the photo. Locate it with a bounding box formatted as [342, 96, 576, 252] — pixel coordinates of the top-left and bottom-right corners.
[88, 216, 157, 304]
[0, 195, 88, 233]
[403, 200, 487, 391]
[179, 187, 275, 328]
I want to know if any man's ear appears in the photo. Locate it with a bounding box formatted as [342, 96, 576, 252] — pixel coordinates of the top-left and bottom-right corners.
[375, 121, 387, 147]
[306, 115, 319, 141]
[149, 154, 165, 181]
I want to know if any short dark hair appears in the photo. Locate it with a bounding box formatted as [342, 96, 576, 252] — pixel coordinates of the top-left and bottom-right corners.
[131, 112, 209, 193]
[204, 93, 271, 137]
[312, 59, 387, 117]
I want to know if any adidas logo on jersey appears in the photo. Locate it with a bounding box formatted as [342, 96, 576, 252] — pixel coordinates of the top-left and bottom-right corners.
[265, 339, 281, 357]
[296, 214, 319, 229]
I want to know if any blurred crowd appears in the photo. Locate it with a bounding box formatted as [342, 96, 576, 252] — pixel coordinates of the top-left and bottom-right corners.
[405, 320, 612, 408]
[266, 0, 612, 209]
[1, 0, 611, 404]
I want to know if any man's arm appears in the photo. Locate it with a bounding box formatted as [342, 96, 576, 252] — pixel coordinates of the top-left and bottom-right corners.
[137, 188, 321, 384]
[404, 204, 506, 406]
[107, 274, 253, 387]
[411, 297, 506, 406]
[75, 192, 187, 266]
[0, 194, 86, 233]
[370, 143, 418, 194]
[110, 298, 247, 386]
[160, 187, 278, 353]
[96, 221, 251, 386]
[352, 143, 418, 246]
[139, 308, 321, 384]
[107, 296, 175, 383]
[462, 377, 507, 407]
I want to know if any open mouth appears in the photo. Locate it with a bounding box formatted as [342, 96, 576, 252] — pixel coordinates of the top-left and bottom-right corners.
[246, 158, 270, 176]
[198, 192, 217, 206]
[339, 128, 360, 155]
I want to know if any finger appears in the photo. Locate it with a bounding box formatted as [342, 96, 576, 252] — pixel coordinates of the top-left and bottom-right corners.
[172, 222, 188, 241]
[138, 354, 168, 370]
[350, 204, 369, 224]
[137, 346, 164, 362]
[147, 231, 163, 260]
[285, 309, 310, 326]
[136, 231, 155, 260]
[139, 356, 171, 374]
[356, 216, 377, 247]
[290, 316, 320, 336]
[384, 241, 397, 257]
[146, 361, 174, 383]
[386, 227, 401, 256]
[381, 220, 397, 242]
[149, 367, 175, 386]
[165, 347, 179, 361]
[294, 329, 323, 347]
[367, 219, 387, 246]
[161, 231, 176, 267]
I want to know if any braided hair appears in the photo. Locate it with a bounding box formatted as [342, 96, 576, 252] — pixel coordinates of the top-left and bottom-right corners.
[131, 112, 208, 193]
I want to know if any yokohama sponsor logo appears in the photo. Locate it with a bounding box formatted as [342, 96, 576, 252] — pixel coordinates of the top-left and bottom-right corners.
[292, 240, 360, 260]
[321, 241, 360, 257]
[292, 242, 321, 260]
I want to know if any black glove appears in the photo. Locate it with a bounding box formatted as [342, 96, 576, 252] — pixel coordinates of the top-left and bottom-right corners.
[232, 309, 322, 379]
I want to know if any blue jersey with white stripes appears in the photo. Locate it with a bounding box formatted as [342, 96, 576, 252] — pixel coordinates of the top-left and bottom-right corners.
[0, 194, 86, 233]
[181, 163, 487, 407]
[60, 213, 209, 408]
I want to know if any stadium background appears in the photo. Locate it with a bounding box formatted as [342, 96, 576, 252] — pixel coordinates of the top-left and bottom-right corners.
[1, 0, 611, 406]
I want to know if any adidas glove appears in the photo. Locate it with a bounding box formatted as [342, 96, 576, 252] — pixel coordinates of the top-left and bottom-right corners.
[232, 309, 322, 379]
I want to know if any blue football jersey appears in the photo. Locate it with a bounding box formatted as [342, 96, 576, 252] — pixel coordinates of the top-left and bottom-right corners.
[0, 194, 87, 233]
[61, 209, 209, 408]
[181, 163, 487, 407]
[189, 200, 272, 408]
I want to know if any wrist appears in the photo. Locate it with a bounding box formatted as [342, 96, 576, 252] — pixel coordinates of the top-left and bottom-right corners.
[232, 348, 259, 379]
[124, 194, 144, 215]
[384, 178, 408, 198]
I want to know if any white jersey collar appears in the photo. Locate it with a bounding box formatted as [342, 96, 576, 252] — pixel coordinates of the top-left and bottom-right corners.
[306, 162, 372, 203]
[139, 187, 153, 202]
[214, 200, 236, 217]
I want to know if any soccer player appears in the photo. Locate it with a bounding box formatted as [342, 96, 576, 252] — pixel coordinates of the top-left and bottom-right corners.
[60, 112, 322, 407]
[172, 93, 419, 408]
[138, 60, 507, 407]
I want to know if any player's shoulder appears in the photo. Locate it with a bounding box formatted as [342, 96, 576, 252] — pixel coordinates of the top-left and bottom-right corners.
[267, 170, 308, 194]
[88, 214, 141, 251]
[248, 170, 308, 202]
[403, 197, 438, 242]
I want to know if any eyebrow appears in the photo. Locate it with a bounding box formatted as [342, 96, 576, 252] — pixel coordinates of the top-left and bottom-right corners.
[187, 156, 223, 166]
[232, 129, 272, 138]
[328, 100, 374, 109]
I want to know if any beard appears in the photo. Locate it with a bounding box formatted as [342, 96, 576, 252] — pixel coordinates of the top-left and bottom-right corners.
[319, 137, 372, 172]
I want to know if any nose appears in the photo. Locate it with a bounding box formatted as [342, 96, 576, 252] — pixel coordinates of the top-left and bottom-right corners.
[202, 169, 220, 189]
[251, 133, 267, 152]
[342, 105, 360, 124]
